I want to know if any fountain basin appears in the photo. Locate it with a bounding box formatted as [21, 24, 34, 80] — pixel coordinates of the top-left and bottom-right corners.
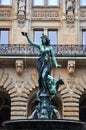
[3, 119, 86, 130]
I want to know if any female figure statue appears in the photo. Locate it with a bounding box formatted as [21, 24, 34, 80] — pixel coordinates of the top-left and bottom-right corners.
[22, 32, 63, 119]
[22, 32, 61, 94]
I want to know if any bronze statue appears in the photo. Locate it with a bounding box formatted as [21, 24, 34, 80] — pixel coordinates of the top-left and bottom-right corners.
[22, 32, 64, 119]
[22, 32, 61, 92]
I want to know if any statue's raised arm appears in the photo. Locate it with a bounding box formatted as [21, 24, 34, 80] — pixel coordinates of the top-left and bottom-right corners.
[21, 32, 40, 48]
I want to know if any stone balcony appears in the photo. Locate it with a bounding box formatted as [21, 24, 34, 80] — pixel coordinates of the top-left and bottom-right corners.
[0, 44, 86, 56]
[0, 44, 86, 67]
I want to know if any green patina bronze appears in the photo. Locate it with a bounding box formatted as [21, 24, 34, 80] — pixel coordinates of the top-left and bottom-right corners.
[22, 32, 64, 119]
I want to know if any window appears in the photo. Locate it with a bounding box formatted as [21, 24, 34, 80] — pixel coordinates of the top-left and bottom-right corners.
[33, 0, 44, 6]
[48, 0, 59, 6]
[82, 30, 86, 49]
[0, 29, 9, 44]
[33, 0, 59, 6]
[48, 30, 58, 45]
[34, 29, 43, 44]
[33, 29, 43, 54]
[80, 0, 86, 6]
[0, 0, 12, 5]
[0, 89, 11, 129]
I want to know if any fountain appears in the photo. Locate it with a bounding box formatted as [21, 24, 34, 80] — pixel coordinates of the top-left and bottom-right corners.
[3, 33, 86, 130]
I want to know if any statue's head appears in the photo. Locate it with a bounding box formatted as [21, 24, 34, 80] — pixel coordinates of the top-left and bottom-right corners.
[67, 60, 75, 75]
[15, 60, 23, 75]
[41, 34, 50, 46]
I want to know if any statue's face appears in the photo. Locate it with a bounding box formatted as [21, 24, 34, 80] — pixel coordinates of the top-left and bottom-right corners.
[39, 108, 49, 119]
[42, 37, 47, 44]
[67, 61, 75, 74]
[16, 60, 23, 75]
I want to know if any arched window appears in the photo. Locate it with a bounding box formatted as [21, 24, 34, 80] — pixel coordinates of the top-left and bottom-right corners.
[79, 93, 86, 122]
[0, 89, 11, 129]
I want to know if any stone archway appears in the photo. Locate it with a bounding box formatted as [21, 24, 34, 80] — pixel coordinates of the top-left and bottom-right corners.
[51, 93, 63, 118]
[79, 93, 86, 122]
[0, 88, 11, 129]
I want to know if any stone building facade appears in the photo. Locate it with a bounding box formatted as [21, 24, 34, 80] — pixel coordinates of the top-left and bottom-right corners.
[0, 0, 86, 128]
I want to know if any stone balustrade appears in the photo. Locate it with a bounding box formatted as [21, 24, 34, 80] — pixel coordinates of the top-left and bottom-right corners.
[0, 44, 86, 56]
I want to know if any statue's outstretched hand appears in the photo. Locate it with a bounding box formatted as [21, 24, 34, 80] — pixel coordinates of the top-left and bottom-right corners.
[56, 64, 61, 68]
[21, 32, 28, 36]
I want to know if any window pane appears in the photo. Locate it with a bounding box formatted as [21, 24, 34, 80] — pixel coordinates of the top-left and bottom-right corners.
[33, 0, 44, 6]
[48, 0, 59, 6]
[48, 30, 57, 45]
[82, 31, 86, 50]
[0, 0, 11, 5]
[34, 30, 43, 44]
[80, 0, 86, 6]
[0, 30, 9, 44]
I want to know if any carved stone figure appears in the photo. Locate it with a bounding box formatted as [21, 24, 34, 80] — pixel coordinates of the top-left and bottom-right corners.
[66, 0, 75, 15]
[17, 0, 26, 14]
[67, 60, 75, 75]
[15, 60, 23, 75]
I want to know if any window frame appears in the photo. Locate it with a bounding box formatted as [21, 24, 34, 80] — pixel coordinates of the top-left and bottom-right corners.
[0, 0, 12, 6]
[32, 0, 59, 7]
[32, 0, 44, 6]
[33, 29, 44, 44]
[82, 30, 86, 50]
[0, 29, 9, 45]
[47, 0, 59, 6]
[48, 29, 58, 45]
[80, 0, 86, 6]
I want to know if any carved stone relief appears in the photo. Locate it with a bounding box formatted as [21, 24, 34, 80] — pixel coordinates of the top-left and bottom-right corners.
[65, 0, 75, 15]
[15, 60, 24, 75]
[15, 79, 25, 97]
[0, 8, 12, 20]
[67, 78, 75, 91]
[17, 0, 26, 15]
[17, 15, 26, 28]
[67, 60, 75, 75]
[31, 10, 60, 20]
[66, 15, 75, 24]
[17, 0, 26, 28]
[65, 0, 76, 25]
